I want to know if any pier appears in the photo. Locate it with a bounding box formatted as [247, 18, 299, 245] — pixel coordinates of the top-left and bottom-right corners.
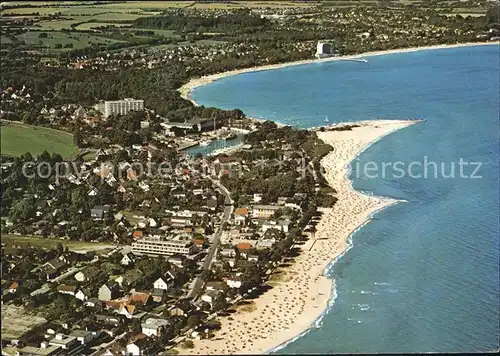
[178, 141, 199, 150]
[339, 58, 368, 63]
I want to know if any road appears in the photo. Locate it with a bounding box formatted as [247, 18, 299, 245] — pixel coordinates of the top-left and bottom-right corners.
[186, 178, 233, 299]
[89, 331, 127, 356]
[30, 255, 100, 296]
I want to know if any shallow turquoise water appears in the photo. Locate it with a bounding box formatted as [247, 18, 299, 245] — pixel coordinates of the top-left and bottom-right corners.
[192, 45, 500, 353]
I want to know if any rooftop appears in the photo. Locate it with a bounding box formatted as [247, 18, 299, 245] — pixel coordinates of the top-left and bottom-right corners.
[18, 344, 61, 356]
[49, 334, 77, 347]
[142, 317, 171, 329]
[252, 205, 282, 210]
[234, 207, 249, 216]
[69, 329, 94, 338]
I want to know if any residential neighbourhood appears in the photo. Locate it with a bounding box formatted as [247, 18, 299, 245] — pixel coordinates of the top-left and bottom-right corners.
[2, 0, 499, 355]
[1, 111, 334, 355]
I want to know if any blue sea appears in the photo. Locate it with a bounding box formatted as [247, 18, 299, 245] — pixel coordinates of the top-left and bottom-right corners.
[192, 45, 500, 353]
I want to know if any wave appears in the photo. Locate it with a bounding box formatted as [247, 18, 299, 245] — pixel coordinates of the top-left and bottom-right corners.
[374, 282, 391, 286]
[314, 280, 338, 329]
[385, 288, 399, 293]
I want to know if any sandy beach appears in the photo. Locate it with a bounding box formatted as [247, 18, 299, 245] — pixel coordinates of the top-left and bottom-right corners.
[183, 119, 420, 355]
[178, 42, 498, 105]
[176, 42, 496, 355]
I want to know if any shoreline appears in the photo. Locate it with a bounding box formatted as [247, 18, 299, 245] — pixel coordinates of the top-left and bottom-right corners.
[178, 43, 491, 354]
[178, 41, 498, 107]
[184, 119, 420, 355]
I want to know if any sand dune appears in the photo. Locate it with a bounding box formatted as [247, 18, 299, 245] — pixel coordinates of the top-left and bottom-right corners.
[183, 120, 420, 355]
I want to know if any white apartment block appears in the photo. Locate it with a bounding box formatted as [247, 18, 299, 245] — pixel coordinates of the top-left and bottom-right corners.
[102, 98, 144, 118]
[315, 41, 334, 59]
[132, 236, 196, 257]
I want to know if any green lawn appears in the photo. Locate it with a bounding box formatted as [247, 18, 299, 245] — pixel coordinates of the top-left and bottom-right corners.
[2, 234, 116, 252]
[0, 121, 77, 158]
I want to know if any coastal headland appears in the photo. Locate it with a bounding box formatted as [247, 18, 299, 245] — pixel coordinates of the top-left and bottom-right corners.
[184, 119, 420, 355]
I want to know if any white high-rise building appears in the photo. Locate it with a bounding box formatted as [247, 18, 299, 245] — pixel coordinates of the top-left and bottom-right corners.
[132, 236, 197, 257]
[102, 98, 144, 118]
[315, 41, 334, 59]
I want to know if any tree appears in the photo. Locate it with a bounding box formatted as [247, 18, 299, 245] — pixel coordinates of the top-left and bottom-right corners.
[171, 127, 185, 137]
[199, 269, 213, 281]
[74, 130, 83, 147]
[10, 197, 37, 222]
[131, 319, 142, 333]
[187, 315, 201, 329]
[56, 242, 64, 256]
[183, 340, 194, 349]
[212, 298, 228, 312]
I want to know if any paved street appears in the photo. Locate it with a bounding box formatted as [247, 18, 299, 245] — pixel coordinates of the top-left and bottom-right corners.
[187, 178, 233, 299]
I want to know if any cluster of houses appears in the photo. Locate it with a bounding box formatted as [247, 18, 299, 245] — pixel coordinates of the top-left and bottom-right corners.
[66, 39, 264, 72]
[4, 245, 208, 355]
[1, 136, 230, 240]
[193, 191, 307, 305]
[13, 329, 99, 356]
[10, 325, 164, 356]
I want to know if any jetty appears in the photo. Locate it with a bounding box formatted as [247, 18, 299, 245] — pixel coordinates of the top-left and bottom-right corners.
[339, 58, 368, 63]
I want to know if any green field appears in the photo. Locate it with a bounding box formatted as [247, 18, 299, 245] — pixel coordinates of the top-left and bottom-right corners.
[75, 22, 133, 31]
[0, 122, 77, 158]
[102, 1, 317, 9]
[3, 5, 162, 17]
[99, 1, 194, 9]
[2, 234, 116, 252]
[17, 31, 125, 50]
[1, 35, 13, 44]
[122, 27, 179, 37]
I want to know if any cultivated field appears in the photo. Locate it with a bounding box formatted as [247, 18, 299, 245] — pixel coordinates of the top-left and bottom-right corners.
[75, 22, 133, 31]
[2, 234, 116, 253]
[1, 305, 47, 340]
[15, 31, 124, 49]
[2, 0, 485, 57]
[0, 121, 77, 158]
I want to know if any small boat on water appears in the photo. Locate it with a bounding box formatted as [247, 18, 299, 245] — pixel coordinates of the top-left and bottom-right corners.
[324, 116, 329, 123]
[199, 138, 212, 146]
